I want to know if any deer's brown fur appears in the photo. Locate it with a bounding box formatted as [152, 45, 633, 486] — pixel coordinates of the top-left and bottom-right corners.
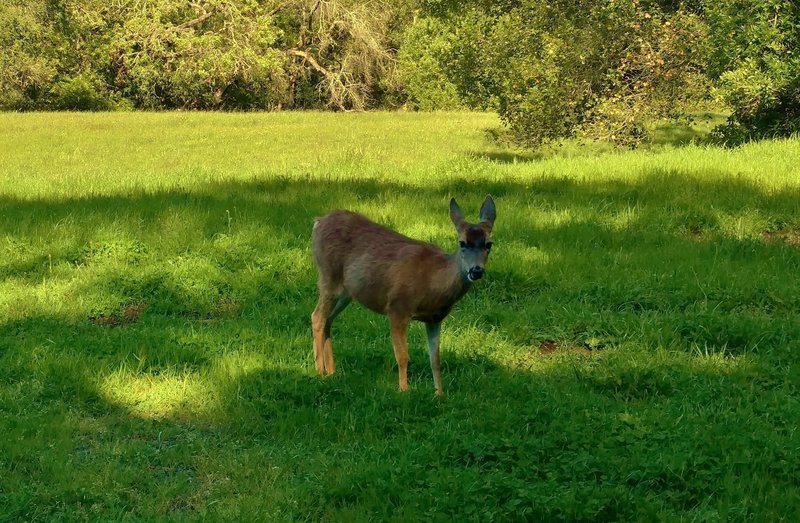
[311, 196, 496, 395]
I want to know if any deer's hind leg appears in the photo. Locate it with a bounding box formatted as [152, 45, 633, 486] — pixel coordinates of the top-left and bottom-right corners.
[322, 293, 351, 374]
[312, 282, 350, 376]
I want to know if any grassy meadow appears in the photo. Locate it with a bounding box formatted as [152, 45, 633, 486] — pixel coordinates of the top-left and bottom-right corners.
[1, 111, 799, 521]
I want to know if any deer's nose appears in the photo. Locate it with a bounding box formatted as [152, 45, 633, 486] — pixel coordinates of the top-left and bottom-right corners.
[469, 266, 484, 281]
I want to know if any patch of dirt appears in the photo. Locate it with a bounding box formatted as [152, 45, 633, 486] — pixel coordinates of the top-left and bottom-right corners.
[180, 298, 243, 324]
[687, 226, 707, 241]
[512, 340, 603, 369]
[762, 227, 800, 246]
[538, 340, 595, 356]
[212, 297, 242, 318]
[89, 303, 146, 327]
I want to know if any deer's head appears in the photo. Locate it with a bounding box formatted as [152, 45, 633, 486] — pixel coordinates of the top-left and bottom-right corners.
[450, 195, 496, 282]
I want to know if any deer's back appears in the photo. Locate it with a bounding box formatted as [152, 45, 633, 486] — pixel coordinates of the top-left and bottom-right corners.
[312, 210, 449, 313]
[312, 210, 432, 272]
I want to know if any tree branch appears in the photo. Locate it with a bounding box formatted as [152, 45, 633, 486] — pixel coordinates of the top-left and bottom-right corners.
[267, 0, 297, 16]
[173, 7, 217, 32]
[287, 48, 349, 111]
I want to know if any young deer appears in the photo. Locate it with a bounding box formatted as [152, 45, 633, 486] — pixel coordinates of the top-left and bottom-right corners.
[311, 195, 496, 396]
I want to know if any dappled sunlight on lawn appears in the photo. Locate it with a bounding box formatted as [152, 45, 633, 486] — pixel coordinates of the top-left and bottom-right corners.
[99, 369, 213, 419]
[98, 351, 281, 420]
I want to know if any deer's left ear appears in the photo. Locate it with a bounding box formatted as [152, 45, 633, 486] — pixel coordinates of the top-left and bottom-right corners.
[479, 195, 496, 230]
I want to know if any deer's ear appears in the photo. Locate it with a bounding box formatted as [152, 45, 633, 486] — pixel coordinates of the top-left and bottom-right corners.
[450, 198, 467, 232]
[480, 195, 496, 229]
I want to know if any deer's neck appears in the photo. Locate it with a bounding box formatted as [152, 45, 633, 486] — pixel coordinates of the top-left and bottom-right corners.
[409, 248, 471, 323]
[442, 250, 471, 300]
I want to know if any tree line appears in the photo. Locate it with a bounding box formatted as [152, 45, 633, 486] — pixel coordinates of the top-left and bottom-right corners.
[1, 0, 797, 146]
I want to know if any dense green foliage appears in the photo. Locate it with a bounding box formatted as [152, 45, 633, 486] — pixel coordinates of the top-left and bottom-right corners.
[1, 0, 798, 144]
[2, 112, 800, 520]
[0, 0, 800, 146]
[395, 16, 462, 111]
[0, 0, 401, 111]
[707, 0, 800, 143]
[409, 1, 710, 146]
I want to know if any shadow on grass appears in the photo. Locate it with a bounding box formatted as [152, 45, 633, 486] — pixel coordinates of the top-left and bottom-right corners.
[2, 170, 800, 348]
[649, 121, 710, 147]
[471, 150, 545, 164]
[2, 171, 800, 519]
[474, 113, 731, 162]
[646, 112, 730, 147]
[2, 306, 796, 519]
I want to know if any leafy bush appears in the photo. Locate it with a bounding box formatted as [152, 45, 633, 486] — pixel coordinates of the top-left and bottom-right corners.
[0, 2, 56, 110]
[415, 1, 710, 147]
[707, 0, 800, 143]
[0, 0, 399, 111]
[106, 1, 288, 110]
[50, 72, 115, 111]
[396, 17, 462, 110]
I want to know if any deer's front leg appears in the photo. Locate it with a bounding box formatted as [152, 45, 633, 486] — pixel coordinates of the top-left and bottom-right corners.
[425, 321, 443, 396]
[311, 294, 335, 375]
[389, 316, 410, 392]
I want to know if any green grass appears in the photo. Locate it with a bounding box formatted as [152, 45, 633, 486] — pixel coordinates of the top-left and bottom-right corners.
[1, 111, 799, 521]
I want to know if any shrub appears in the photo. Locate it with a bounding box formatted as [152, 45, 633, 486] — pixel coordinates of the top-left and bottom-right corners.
[707, 0, 800, 143]
[415, 1, 710, 147]
[50, 72, 114, 111]
[396, 17, 462, 110]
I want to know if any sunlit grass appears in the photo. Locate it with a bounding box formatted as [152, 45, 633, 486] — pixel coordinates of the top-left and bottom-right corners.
[1, 111, 799, 520]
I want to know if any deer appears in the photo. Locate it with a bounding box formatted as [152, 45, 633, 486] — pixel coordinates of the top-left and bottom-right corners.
[310, 195, 496, 396]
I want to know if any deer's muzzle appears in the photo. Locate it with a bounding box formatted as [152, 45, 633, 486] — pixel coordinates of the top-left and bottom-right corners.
[467, 267, 485, 281]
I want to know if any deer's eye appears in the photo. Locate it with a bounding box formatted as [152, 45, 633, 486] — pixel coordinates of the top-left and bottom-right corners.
[459, 241, 467, 249]
[486, 241, 493, 251]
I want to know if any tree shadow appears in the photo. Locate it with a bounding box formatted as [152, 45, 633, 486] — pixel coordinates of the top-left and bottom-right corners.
[474, 112, 730, 161]
[3, 170, 800, 345]
[2, 306, 795, 519]
[648, 121, 710, 147]
[471, 151, 544, 164]
[647, 112, 729, 147]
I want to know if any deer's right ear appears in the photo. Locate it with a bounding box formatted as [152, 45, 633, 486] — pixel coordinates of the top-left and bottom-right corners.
[450, 198, 467, 232]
